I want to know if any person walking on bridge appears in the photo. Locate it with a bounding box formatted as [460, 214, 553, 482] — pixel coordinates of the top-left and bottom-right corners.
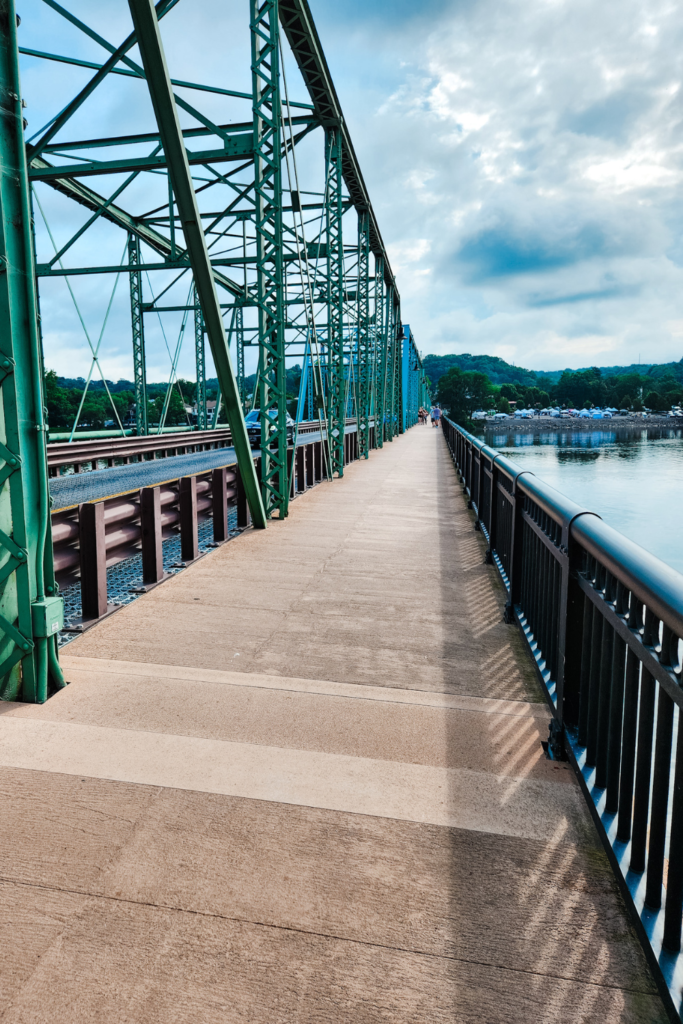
[431, 405, 441, 428]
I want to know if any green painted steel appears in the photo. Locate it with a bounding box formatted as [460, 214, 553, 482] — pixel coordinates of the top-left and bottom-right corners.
[128, 233, 148, 436]
[250, 0, 288, 518]
[325, 129, 345, 476]
[193, 286, 207, 430]
[235, 304, 246, 412]
[356, 211, 370, 458]
[128, 0, 266, 528]
[373, 257, 386, 448]
[0, 1, 64, 703]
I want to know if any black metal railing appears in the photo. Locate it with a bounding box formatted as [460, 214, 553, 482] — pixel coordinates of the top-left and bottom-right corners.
[442, 414, 683, 1019]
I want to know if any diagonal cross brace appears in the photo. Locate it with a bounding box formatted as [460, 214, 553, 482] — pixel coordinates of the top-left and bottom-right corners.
[128, 0, 266, 528]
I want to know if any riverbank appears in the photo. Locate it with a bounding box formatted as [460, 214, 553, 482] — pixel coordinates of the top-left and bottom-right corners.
[481, 414, 682, 435]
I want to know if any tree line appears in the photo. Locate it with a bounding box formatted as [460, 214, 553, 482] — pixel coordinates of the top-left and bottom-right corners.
[44, 366, 305, 433]
[435, 365, 683, 425]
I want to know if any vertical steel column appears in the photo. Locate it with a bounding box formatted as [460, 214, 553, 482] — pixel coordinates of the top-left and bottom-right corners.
[385, 290, 397, 440]
[235, 304, 246, 412]
[356, 211, 370, 458]
[193, 285, 207, 429]
[325, 128, 345, 477]
[392, 302, 402, 437]
[0, 2, 64, 702]
[374, 260, 386, 448]
[128, 233, 148, 436]
[251, 0, 287, 516]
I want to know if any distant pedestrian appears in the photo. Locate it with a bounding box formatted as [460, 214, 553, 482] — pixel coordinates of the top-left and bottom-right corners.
[431, 405, 441, 428]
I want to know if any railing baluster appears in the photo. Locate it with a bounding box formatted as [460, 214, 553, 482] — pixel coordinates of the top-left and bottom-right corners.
[645, 686, 674, 909]
[631, 667, 656, 874]
[595, 608, 615, 790]
[606, 631, 626, 813]
[585, 609, 604, 768]
[577, 596, 594, 746]
[664, 708, 683, 951]
[617, 647, 641, 842]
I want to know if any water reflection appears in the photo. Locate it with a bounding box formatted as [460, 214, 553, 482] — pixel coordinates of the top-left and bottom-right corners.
[480, 426, 683, 573]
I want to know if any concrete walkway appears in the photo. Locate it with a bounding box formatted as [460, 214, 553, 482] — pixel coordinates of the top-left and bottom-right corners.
[0, 427, 666, 1022]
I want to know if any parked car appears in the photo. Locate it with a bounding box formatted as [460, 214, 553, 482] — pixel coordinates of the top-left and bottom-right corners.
[245, 408, 296, 448]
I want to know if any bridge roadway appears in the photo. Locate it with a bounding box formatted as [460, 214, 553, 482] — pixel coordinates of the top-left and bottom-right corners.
[0, 427, 666, 1022]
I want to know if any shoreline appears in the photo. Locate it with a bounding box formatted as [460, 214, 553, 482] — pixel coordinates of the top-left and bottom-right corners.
[480, 415, 682, 435]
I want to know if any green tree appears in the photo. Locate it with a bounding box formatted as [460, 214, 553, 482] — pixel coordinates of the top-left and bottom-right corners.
[436, 368, 492, 424]
[152, 387, 187, 426]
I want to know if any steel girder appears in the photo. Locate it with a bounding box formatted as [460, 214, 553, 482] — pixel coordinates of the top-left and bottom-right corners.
[128, 234, 148, 436]
[325, 129, 345, 477]
[128, 0, 266, 527]
[0, 1, 65, 702]
[356, 212, 370, 458]
[251, 0, 288, 518]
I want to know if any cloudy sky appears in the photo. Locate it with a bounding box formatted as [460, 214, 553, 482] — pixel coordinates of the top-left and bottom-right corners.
[20, 0, 683, 378]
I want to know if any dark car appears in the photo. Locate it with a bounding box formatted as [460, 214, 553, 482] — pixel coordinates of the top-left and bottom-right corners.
[245, 408, 296, 448]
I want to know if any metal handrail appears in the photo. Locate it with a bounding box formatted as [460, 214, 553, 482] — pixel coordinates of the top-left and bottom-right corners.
[441, 413, 683, 1020]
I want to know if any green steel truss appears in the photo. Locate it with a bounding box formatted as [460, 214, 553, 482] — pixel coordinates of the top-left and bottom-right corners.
[128, 233, 148, 436]
[251, 0, 288, 517]
[325, 129, 345, 477]
[1, 0, 419, 698]
[356, 211, 370, 458]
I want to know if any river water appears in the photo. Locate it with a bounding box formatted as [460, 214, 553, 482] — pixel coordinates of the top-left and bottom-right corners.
[480, 426, 683, 574]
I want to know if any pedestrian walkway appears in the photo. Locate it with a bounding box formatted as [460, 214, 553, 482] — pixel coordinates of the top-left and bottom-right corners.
[0, 427, 666, 1022]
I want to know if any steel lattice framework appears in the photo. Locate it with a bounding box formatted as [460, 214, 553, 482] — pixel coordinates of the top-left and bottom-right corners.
[0, 0, 428, 700]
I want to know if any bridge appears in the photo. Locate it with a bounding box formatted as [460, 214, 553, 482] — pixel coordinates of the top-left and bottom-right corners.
[0, 2, 682, 1022]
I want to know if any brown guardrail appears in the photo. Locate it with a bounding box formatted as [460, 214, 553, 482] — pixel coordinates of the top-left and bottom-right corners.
[52, 427, 365, 631]
[46, 420, 347, 476]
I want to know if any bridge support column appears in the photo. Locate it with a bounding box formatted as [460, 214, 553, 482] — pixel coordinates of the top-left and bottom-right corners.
[129, 233, 148, 436]
[194, 286, 207, 430]
[357, 211, 370, 458]
[251, 0, 288, 518]
[325, 128, 345, 477]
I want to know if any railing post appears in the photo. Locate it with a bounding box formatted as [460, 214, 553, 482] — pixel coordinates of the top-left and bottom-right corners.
[212, 467, 228, 542]
[140, 485, 164, 584]
[79, 501, 108, 620]
[485, 458, 499, 564]
[557, 514, 599, 730]
[474, 446, 483, 525]
[504, 472, 534, 624]
[296, 445, 306, 493]
[179, 476, 198, 562]
[306, 442, 314, 487]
